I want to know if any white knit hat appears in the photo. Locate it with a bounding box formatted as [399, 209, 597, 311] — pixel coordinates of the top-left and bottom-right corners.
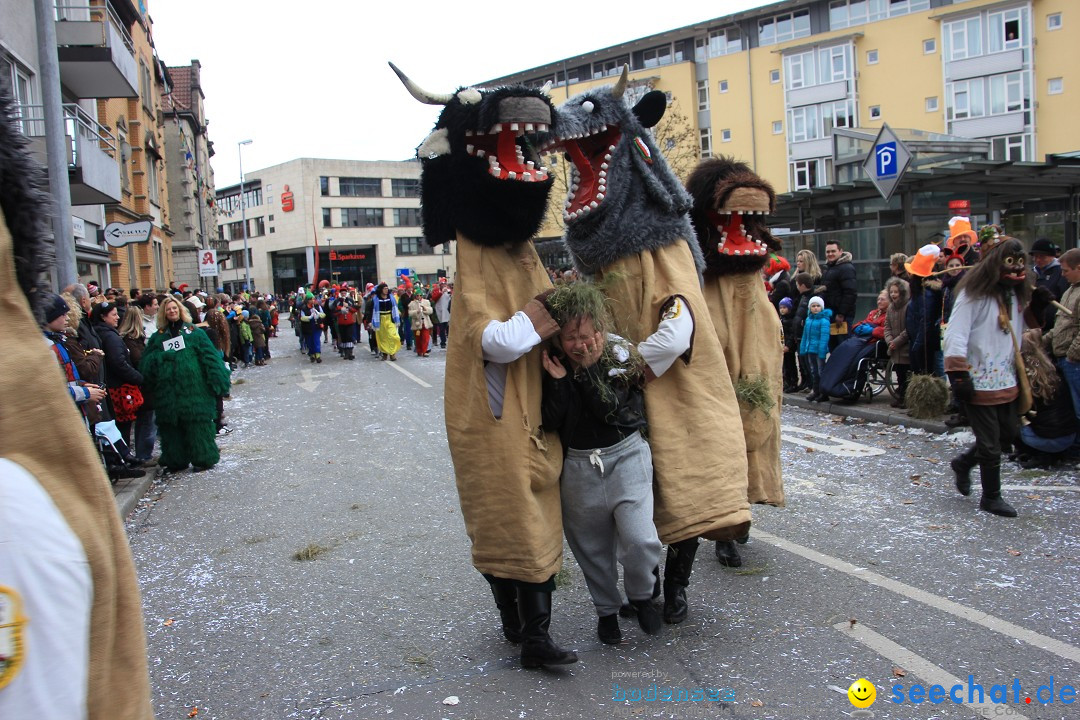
[809, 295, 824, 308]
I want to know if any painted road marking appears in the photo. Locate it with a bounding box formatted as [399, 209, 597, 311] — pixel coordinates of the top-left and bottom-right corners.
[385, 360, 432, 388]
[780, 425, 886, 457]
[297, 368, 340, 393]
[753, 530, 1080, 665]
[834, 621, 1032, 720]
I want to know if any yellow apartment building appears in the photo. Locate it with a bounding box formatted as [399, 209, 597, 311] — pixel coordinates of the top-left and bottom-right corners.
[488, 0, 1080, 308]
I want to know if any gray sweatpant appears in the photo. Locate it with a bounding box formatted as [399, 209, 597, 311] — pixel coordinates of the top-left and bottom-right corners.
[561, 432, 663, 617]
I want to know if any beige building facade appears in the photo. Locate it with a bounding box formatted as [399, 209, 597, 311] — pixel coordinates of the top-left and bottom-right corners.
[214, 158, 455, 296]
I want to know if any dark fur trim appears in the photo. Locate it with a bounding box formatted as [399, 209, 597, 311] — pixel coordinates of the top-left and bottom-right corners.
[956, 237, 1032, 305]
[0, 81, 54, 321]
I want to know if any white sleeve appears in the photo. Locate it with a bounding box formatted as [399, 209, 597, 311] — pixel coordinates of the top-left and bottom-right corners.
[942, 290, 972, 367]
[637, 296, 694, 377]
[481, 311, 543, 364]
[0, 459, 92, 720]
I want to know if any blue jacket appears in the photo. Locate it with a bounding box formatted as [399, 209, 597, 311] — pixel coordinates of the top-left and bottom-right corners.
[800, 308, 833, 356]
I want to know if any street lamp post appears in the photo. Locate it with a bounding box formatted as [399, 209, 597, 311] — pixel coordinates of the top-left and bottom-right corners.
[238, 139, 253, 292]
[327, 237, 333, 284]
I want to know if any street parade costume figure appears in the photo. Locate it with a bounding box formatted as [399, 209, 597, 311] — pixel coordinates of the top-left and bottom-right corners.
[142, 296, 233, 473]
[944, 230, 1051, 517]
[552, 69, 750, 624]
[391, 63, 576, 668]
[686, 157, 786, 569]
[0, 84, 154, 719]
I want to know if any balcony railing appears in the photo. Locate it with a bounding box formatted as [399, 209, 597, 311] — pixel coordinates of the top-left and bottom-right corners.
[14, 103, 117, 165]
[55, 0, 134, 55]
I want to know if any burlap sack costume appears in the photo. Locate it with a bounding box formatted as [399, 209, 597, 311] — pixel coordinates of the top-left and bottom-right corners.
[703, 273, 785, 506]
[0, 212, 153, 718]
[599, 241, 751, 543]
[446, 237, 563, 583]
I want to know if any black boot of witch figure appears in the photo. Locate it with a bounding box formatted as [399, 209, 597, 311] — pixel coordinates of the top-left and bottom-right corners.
[951, 446, 1016, 517]
[487, 576, 577, 668]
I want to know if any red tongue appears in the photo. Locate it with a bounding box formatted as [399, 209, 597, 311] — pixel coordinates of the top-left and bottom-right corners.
[498, 129, 525, 174]
[566, 141, 596, 208]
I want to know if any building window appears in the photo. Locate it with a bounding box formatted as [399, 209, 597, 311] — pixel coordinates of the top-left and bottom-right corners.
[990, 134, 1030, 162]
[790, 159, 821, 191]
[146, 156, 160, 205]
[829, 0, 930, 29]
[1047, 13, 1062, 31]
[593, 56, 630, 79]
[944, 16, 983, 61]
[923, 38, 936, 54]
[867, 49, 878, 64]
[322, 208, 333, 227]
[758, 9, 811, 46]
[788, 105, 820, 142]
[320, 176, 330, 196]
[1048, 77, 1063, 95]
[925, 96, 939, 112]
[697, 80, 709, 111]
[699, 128, 712, 159]
[139, 60, 153, 113]
[250, 217, 265, 237]
[770, 69, 780, 84]
[641, 44, 673, 69]
[720, 129, 731, 143]
[703, 26, 741, 57]
[772, 120, 783, 134]
[393, 207, 421, 226]
[395, 237, 433, 256]
[338, 177, 382, 197]
[784, 45, 856, 91]
[391, 178, 420, 197]
[2, 55, 36, 135]
[988, 7, 1027, 53]
[342, 208, 384, 227]
[869, 105, 882, 120]
[718, 79, 729, 93]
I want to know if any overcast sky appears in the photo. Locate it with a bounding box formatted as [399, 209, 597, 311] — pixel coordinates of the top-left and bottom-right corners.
[149, 0, 772, 188]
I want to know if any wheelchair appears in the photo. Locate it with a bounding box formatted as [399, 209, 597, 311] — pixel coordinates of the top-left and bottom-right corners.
[860, 340, 900, 401]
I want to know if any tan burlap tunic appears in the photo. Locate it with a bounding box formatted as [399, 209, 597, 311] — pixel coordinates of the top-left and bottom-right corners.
[0, 214, 153, 719]
[445, 236, 563, 584]
[703, 273, 785, 507]
[597, 240, 751, 543]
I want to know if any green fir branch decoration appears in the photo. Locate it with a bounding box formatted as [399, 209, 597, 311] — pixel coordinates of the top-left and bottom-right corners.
[735, 376, 775, 417]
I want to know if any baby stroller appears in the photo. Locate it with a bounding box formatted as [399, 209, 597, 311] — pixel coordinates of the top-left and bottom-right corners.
[93, 419, 146, 484]
[818, 338, 897, 403]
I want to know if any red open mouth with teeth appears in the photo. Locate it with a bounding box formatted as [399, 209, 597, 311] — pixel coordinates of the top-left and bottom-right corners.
[707, 209, 769, 257]
[465, 122, 550, 182]
[558, 126, 621, 221]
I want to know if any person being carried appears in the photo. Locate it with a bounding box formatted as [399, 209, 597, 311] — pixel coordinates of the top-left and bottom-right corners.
[540, 283, 663, 645]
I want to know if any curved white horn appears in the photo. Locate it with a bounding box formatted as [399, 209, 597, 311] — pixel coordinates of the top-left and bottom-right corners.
[540, 80, 553, 97]
[388, 61, 453, 106]
[611, 65, 629, 99]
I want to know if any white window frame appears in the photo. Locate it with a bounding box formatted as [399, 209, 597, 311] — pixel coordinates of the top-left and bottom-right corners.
[1047, 13, 1062, 31]
[988, 7, 1026, 54]
[718, 79, 729, 93]
[925, 96, 939, 112]
[923, 38, 936, 54]
[867, 49, 879, 64]
[697, 80, 709, 111]
[790, 159, 820, 191]
[869, 105, 882, 120]
[772, 120, 783, 134]
[707, 27, 742, 57]
[784, 51, 814, 89]
[721, 128, 732, 143]
[818, 44, 851, 83]
[988, 71, 1024, 115]
[1048, 77, 1063, 95]
[770, 69, 781, 84]
[699, 128, 712, 159]
[788, 105, 820, 143]
[642, 44, 673, 69]
[991, 133, 1029, 162]
[945, 16, 982, 61]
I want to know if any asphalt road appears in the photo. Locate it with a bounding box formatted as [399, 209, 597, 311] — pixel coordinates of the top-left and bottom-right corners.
[126, 336, 1080, 720]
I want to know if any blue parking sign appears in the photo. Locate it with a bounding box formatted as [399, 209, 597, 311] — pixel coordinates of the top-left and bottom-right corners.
[876, 142, 898, 177]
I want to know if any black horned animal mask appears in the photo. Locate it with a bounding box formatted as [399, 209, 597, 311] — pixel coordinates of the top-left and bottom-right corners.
[390, 62, 555, 248]
[549, 67, 700, 276]
[686, 156, 780, 277]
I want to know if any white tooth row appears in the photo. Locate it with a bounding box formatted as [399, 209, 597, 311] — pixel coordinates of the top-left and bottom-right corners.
[465, 123, 550, 136]
[562, 149, 613, 221]
[732, 209, 769, 215]
[717, 225, 767, 256]
[484, 155, 548, 182]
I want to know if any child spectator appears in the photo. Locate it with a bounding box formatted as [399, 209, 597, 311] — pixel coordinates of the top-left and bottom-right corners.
[540, 283, 663, 645]
[800, 296, 832, 402]
[792, 271, 818, 393]
[884, 277, 911, 408]
[239, 310, 253, 368]
[779, 297, 798, 392]
[248, 310, 268, 365]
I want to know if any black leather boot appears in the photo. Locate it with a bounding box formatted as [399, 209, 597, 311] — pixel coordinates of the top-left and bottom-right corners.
[714, 539, 743, 567]
[629, 599, 662, 635]
[517, 587, 577, 668]
[597, 614, 622, 645]
[487, 577, 522, 644]
[978, 462, 1017, 517]
[662, 538, 699, 624]
[951, 447, 978, 496]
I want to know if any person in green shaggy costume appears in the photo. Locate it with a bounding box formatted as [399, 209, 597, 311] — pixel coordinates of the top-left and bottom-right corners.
[141, 296, 232, 472]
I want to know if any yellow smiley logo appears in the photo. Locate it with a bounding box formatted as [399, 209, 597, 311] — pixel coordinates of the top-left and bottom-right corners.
[848, 678, 876, 708]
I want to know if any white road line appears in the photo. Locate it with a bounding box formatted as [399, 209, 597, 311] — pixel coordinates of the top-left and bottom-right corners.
[385, 361, 432, 388]
[780, 425, 886, 457]
[834, 622, 1032, 720]
[753, 530, 1080, 665]
[1001, 485, 1080, 492]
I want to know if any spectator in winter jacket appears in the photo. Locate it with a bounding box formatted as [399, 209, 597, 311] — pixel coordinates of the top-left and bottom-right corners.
[800, 296, 832, 401]
[792, 272, 823, 392]
[1031, 238, 1068, 330]
[884, 277, 911, 408]
[821, 241, 857, 350]
[765, 254, 793, 312]
[92, 300, 143, 450]
[779, 297, 798, 392]
[248, 311, 268, 365]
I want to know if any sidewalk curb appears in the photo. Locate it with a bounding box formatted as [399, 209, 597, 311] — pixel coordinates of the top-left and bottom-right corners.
[784, 393, 951, 434]
[113, 469, 156, 519]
